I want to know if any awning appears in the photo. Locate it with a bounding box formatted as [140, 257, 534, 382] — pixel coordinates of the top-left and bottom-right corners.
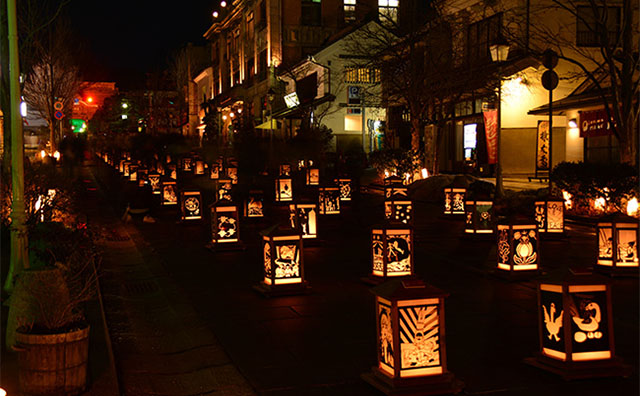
[271, 94, 336, 119]
[528, 91, 612, 116]
[255, 119, 280, 129]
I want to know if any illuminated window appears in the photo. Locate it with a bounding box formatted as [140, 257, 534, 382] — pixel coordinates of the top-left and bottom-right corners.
[345, 67, 380, 83]
[344, 0, 356, 23]
[378, 0, 398, 24]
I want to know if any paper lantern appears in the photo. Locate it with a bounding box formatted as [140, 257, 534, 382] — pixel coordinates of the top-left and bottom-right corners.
[216, 178, 233, 202]
[535, 197, 565, 233]
[275, 176, 293, 202]
[443, 187, 466, 215]
[319, 186, 341, 215]
[165, 154, 171, 164]
[156, 161, 164, 175]
[497, 219, 540, 274]
[279, 164, 291, 176]
[371, 223, 414, 279]
[464, 200, 494, 234]
[148, 173, 161, 195]
[244, 190, 265, 218]
[210, 199, 240, 243]
[335, 178, 352, 201]
[527, 271, 630, 379]
[306, 168, 320, 185]
[128, 164, 138, 182]
[182, 157, 193, 172]
[161, 180, 178, 206]
[227, 166, 238, 184]
[123, 161, 131, 177]
[168, 164, 177, 180]
[180, 190, 203, 220]
[385, 183, 408, 199]
[363, 279, 463, 394]
[119, 159, 125, 174]
[258, 225, 308, 293]
[210, 163, 220, 179]
[194, 160, 205, 175]
[596, 214, 638, 272]
[137, 167, 148, 187]
[289, 202, 318, 239]
[385, 194, 413, 225]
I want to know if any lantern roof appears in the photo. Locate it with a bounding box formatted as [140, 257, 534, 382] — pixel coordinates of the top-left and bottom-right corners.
[371, 279, 448, 301]
[260, 223, 301, 238]
[597, 212, 639, 224]
[386, 192, 412, 202]
[539, 268, 611, 286]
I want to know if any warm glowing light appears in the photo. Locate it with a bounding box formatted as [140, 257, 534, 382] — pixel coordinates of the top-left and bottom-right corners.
[213, 11, 219, 17]
[627, 197, 638, 217]
[594, 197, 606, 211]
[229, 112, 235, 118]
[220, 1, 227, 6]
[53, 151, 60, 160]
[562, 190, 573, 210]
[34, 195, 43, 212]
[122, 102, 128, 109]
[40, 150, 46, 159]
[122, 114, 128, 119]
[501, 76, 526, 99]
[384, 170, 390, 178]
[20, 101, 27, 117]
[0, 387, 6, 396]
[237, 108, 242, 113]
[421, 168, 429, 179]
[87, 96, 93, 103]
[568, 118, 578, 128]
[222, 115, 228, 120]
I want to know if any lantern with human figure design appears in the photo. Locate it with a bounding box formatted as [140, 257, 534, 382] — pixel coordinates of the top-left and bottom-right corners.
[319, 187, 340, 215]
[244, 190, 265, 218]
[161, 180, 178, 206]
[148, 173, 161, 195]
[370, 222, 414, 280]
[363, 279, 463, 395]
[596, 214, 638, 274]
[289, 201, 318, 239]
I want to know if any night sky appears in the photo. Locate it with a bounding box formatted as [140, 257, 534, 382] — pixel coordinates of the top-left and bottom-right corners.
[68, 0, 214, 88]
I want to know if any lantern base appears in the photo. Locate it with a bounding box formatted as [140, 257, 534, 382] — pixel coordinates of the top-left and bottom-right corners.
[491, 267, 540, 281]
[524, 354, 633, 380]
[361, 275, 416, 286]
[538, 230, 566, 240]
[253, 281, 311, 297]
[362, 367, 464, 395]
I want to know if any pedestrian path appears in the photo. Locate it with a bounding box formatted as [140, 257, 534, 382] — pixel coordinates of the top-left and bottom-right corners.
[83, 164, 255, 396]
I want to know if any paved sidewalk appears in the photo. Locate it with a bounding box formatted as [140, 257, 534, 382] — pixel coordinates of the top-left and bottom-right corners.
[84, 164, 255, 395]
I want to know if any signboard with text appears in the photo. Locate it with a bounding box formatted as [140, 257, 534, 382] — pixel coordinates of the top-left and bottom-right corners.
[580, 109, 616, 138]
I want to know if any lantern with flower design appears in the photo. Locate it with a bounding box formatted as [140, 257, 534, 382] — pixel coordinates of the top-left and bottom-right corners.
[255, 224, 308, 295]
[596, 214, 638, 274]
[535, 194, 565, 234]
[289, 201, 318, 239]
[363, 279, 463, 395]
[210, 199, 240, 244]
[385, 193, 413, 225]
[244, 190, 265, 218]
[370, 222, 414, 280]
[526, 271, 630, 379]
[319, 186, 341, 215]
[335, 178, 352, 201]
[464, 198, 494, 235]
[180, 190, 203, 221]
[216, 178, 233, 202]
[497, 218, 540, 274]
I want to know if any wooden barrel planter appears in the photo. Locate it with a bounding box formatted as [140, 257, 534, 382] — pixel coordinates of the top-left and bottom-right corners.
[15, 325, 90, 395]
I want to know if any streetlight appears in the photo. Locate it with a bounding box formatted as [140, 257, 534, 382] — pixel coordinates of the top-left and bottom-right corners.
[490, 35, 509, 199]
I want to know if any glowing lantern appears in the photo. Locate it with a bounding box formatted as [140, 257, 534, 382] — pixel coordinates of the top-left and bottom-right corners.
[244, 190, 265, 218]
[180, 190, 203, 221]
[497, 219, 540, 274]
[443, 185, 466, 215]
[279, 164, 291, 176]
[385, 183, 408, 199]
[275, 176, 293, 202]
[128, 164, 138, 182]
[123, 161, 131, 177]
[227, 166, 238, 184]
[195, 160, 205, 175]
[148, 173, 161, 195]
[464, 199, 494, 234]
[256, 225, 308, 295]
[216, 178, 233, 201]
[168, 164, 177, 180]
[626, 197, 638, 217]
[289, 202, 318, 239]
[527, 271, 631, 379]
[384, 175, 402, 186]
[562, 190, 573, 210]
[535, 196, 565, 234]
[119, 159, 125, 174]
[363, 279, 463, 394]
[370, 223, 414, 280]
[210, 199, 240, 243]
[210, 163, 220, 179]
[161, 180, 178, 206]
[165, 154, 171, 164]
[385, 194, 413, 225]
[156, 162, 164, 176]
[335, 178, 352, 201]
[306, 168, 320, 185]
[596, 214, 638, 273]
[137, 167, 148, 187]
[318, 186, 341, 215]
[182, 157, 193, 172]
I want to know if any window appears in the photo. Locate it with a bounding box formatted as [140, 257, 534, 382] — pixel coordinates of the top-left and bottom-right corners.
[258, 49, 268, 81]
[467, 13, 502, 65]
[247, 12, 255, 42]
[344, 0, 356, 23]
[576, 6, 621, 47]
[378, 0, 398, 24]
[302, 0, 321, 26]
[345, 67, 381, 84]
[258, 0, 267, 29]
[246, 57, 255, 84]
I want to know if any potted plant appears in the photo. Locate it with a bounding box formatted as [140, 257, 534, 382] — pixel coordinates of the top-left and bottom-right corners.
[7, 222, 98, 395]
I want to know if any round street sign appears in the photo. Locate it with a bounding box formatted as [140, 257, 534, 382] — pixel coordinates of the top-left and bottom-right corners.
[54, 101, 63, 110]
[54, 110, 64, 120]
[541, 70, 559, 91]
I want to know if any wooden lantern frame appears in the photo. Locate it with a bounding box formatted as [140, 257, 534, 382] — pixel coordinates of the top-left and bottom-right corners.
[535, 198, 565, 234]
[371, 223, 414, 279]
[161, 180, 178, 206]
[384, 194, 413, 225]
[318, 186, 341, 215]
[306, 168, 320, 185]
[289, 202, 318, 239]
[210, 200, 240, 243]
[244, 190, 265, 218]
[210, 163, 221, 180]
[261, 229, 306, 287]
[182, 157, 193, 172]
[148, 173, 161, 195]
[279, 164, 292, 177]
[443, 187, 466, 215]
[180, 190, 203, 221]
[123, 161, 131, 177]
[496, 222, 540, 274]
[227, 166, 238, 184]
[335, 178, 352, 201]
[464, 200, 494, 234]
[596, 214, 639, 272]
[216, 178, 233, 202]
[275, 176, 293, 202]
[194, 160, 205, 175]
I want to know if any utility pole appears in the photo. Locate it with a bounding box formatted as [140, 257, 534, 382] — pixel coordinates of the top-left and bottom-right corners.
[4, 0, 30, 293]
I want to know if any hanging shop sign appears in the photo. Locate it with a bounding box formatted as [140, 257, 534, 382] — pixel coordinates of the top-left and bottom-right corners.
[580, 109, 616, 138]
[483, 109, 498, 165]
[536, 120, 550, 173]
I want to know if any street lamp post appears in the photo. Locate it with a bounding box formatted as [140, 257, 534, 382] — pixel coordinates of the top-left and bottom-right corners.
[490, 37, 510, 200]
[267, 87, 275, 164]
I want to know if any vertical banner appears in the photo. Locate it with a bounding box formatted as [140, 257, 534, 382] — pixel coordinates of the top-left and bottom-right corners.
[536, 120, 550, 173]
[483, 110, 498, 165]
